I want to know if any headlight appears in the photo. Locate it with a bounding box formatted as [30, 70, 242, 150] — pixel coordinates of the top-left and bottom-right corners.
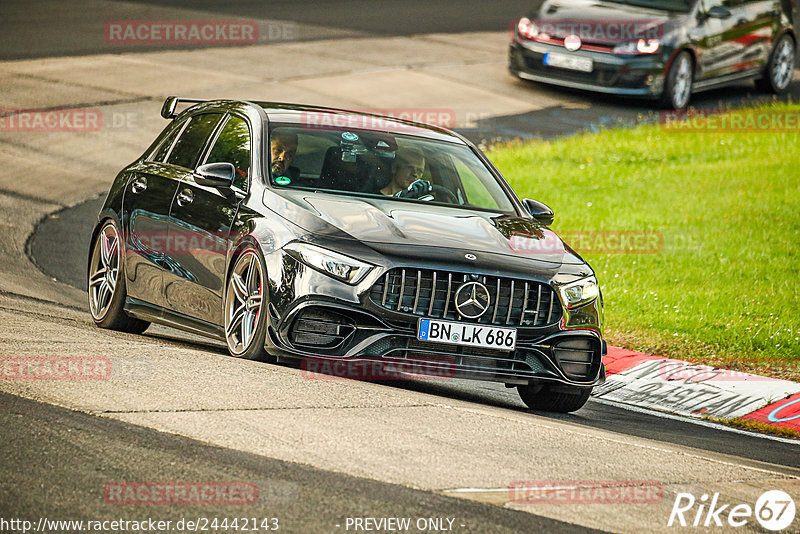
[613, 39, 660, 55]
[517, 17, 539, 40]
[559, 276, 600, 308]
[283, 242, 373, 285]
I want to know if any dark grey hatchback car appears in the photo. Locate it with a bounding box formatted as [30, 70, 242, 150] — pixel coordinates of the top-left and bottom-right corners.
[510, 0, 796, 108]
[88, 97, 606, 412]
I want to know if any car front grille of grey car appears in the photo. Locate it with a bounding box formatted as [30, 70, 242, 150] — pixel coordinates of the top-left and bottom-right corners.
[369, 268, 562, 327]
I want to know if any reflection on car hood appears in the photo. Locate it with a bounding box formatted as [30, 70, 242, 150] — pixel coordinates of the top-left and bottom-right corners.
[267, 190, 587, 266]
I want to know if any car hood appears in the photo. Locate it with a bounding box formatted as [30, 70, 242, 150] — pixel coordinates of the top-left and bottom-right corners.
[531, 0, 684, 42]
[265, 190, 587, 266]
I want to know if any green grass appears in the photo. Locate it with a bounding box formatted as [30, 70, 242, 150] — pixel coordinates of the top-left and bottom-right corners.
[486, 102, 800, 380]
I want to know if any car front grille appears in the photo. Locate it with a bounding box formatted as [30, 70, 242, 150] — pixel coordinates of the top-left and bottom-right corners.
[369, 268, 562, 327]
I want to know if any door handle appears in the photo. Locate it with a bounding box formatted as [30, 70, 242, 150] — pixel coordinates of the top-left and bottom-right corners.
[131, 176, 147, 194]
[176, 188, 194, 207]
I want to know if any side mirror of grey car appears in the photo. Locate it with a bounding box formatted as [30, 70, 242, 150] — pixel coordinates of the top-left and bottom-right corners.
[195, 162, 236, 188]
[707, 5, 732, 19]
[524, 199, 554, 226]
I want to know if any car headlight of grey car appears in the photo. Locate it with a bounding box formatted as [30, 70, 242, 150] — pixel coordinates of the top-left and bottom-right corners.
[283, 242, 374, 285]
[559, 276, 600, 308]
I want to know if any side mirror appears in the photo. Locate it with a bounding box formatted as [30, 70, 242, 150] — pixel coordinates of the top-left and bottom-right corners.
[524, 199, 554, 226]
[195, 162, 235, 188]
[707, 5, 732, 19]
[161, 96, 178, 119]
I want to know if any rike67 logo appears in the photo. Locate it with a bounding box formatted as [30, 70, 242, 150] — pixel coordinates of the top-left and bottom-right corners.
[668, 490, 795, 531]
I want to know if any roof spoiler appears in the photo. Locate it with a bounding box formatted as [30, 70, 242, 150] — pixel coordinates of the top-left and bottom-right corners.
[160, 96, 208, 119]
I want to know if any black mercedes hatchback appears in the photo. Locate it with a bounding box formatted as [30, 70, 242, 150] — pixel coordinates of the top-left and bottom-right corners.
[88, 97, 606, 412]
[509, 0, 796, 109]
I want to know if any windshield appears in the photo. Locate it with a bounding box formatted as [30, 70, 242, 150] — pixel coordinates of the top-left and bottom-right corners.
[267, 124, 517, 214]
[601, 0, 694, 12]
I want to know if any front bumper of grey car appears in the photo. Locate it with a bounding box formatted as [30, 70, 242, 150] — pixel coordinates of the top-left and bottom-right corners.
[509, 38, 668, 97]
[261, 245, 606, 387]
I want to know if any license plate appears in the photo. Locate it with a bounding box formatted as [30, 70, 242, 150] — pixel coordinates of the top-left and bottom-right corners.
[417, 319, 517, 351]
[543, 52, 593, 73]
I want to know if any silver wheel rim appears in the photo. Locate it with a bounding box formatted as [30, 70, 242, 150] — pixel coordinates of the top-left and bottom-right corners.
[88, 223, 120, 320]
[225, 250, 264, 355]
[772, 38, 794, 90]
[672, 55, 692, 108]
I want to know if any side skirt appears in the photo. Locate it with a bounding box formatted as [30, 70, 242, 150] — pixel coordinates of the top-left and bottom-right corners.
[125, 297, 226, 341]
[692, 68, 762, 92]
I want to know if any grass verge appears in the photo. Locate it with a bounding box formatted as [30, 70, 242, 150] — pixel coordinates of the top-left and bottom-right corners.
[487, 101, 800, 381]
[701, 415, 800, 440]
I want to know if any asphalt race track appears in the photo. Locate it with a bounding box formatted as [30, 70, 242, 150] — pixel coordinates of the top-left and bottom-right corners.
[2, 1, 800, 533]
[29, 194, 800, 470]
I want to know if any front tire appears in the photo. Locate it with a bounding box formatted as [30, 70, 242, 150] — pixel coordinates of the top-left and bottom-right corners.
[88, 220, 150, 333]
[518, 383, 592, 413]
[224, 246, 269, 360]
[660, 51, 694, 110]
[755, 34, 795, 94]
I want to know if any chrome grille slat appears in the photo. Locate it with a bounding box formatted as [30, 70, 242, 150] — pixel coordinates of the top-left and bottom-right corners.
[397, 269, 406, 311]
[534, 285, 542, 323]
[427, 272, 437, 316]
[520, 282, 529, 325]
[506, 280, 515, 325]
[443, 273, 453, 318]
[381, 272, 389, 306]
[492, 279, 500, 323]
[412, 270, 422, 314]
[547, 292, 554, 323]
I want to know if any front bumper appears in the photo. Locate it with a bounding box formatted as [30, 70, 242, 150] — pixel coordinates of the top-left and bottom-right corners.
[262, 250, 606, 388]
[509, 40, 667, 97]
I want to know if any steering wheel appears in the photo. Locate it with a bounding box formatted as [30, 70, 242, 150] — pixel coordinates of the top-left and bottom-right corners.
[430, 185, 459, 204]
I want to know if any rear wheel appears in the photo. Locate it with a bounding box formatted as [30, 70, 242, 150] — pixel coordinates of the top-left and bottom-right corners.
[88, 221, 150, 333]
[755, 34, 795, 94]
[518, 383, 592, 413]
[660, 51, 694, 110]
[224, 247, 269, 360]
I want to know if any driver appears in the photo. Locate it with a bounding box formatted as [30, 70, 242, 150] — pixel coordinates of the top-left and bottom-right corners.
[380, 148, 431, 198]
[270, 131, 299, 181]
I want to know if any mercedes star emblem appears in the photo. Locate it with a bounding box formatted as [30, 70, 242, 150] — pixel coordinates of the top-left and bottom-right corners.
[454, 281, 491, 319]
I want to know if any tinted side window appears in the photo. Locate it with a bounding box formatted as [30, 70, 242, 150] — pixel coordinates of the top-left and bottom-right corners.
[150, 120, 185, 162]
[206, 116, 251, 191]
[167, 113, 223, 170]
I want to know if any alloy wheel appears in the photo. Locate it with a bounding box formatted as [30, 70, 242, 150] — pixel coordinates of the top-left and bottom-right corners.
[772, 37, 795, 90]
[88, 223, 121, 320]
[225, 250, 264, 355]
[672, 55, 692, 109]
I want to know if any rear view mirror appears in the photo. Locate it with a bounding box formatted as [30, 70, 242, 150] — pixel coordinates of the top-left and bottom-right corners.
[524, 198, 554, 226]
[707, 5, 732, 19]
[195, 162, 235, 188]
